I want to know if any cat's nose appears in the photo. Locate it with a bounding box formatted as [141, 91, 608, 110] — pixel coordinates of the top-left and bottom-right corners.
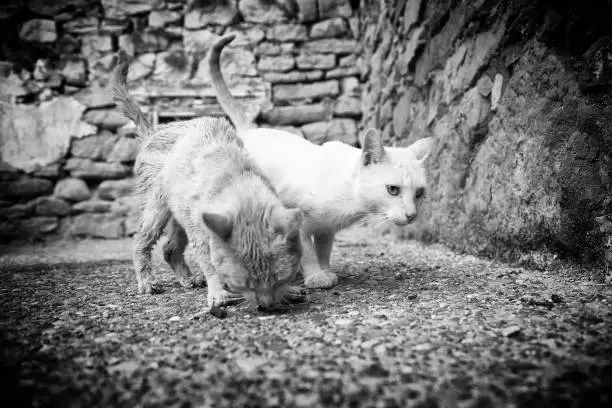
[257, 293, 274, 308]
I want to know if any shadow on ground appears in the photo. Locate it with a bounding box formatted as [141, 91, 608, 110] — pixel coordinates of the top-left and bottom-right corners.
[1, 228, 611, 407]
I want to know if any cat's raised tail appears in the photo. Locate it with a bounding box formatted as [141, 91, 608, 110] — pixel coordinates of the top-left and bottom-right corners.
[208, 34, 251, 135]
[111, 49, 152, 136]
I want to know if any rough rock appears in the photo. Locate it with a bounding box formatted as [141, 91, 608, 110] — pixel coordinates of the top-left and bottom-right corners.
[34, 196, 71, 216]
[127, 53, 156, 82]
[73, 84, 114, 108]
[54, 178, 91, 202]
[310, 18, 348, 38]
[318, 0, 352, 19]
[239, 0, 289, 23]
[257, 56, 295, 72]
[65, 159, 130, 180]
[118, 34, 135, 56]
[149, 10, 182, 28]
[19, 19, 57, 43]
[334, 96, 361, 117]
[184, 1, 238, 28]
[274, 80, 339, 103]
[0, 97, 86, 173]
[68, 213, 124, 238]
[20, 216, 58, 235]
[302, 39, 357, 54]
[296, 53, 336, 70]
[101, 18, 129, 34]
[153, 51, 191, 84]
[221, 26, 263, 48]
[82, 34, 113, 53]
[63, 16, 99, 34]
[108, 138, 140, 163]
[61, 59, 87, 86]
[266, 24, 308, 42]
[0, 201, 36, 219]
[261, 103, 331, 126]
[97, 179, 136, 200]
[325, 66, 360, 79]
[301, 119, 357, 145]
[110, 195, 140, 216]
[0, 178, 53, 200]
[340, 77, 359, 95]
[27, 0, 91, 17]
[191, 48, 257, 86]
[183, 29, 218, 54]
[82, 109, 130, 130]
[101, 0, 152, 19]
[70, 131, 118, 160]
[263, 70, 324, 83]
[71, 200, 112, 213]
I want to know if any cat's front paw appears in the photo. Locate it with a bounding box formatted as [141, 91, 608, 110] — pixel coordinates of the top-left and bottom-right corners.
[304, 270, 338, 289]
[138, 281, 163, 295]
[207, 288, 244, 307]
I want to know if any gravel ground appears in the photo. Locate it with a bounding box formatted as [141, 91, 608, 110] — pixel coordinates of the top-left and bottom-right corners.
[1, 227, 611, 408]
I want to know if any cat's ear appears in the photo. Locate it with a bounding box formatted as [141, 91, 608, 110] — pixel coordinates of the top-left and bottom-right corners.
[271, 206, 303, 236]
[407, 137, 434, 162]
[202, 212, 233, 241]
[361, 128, 386, 166]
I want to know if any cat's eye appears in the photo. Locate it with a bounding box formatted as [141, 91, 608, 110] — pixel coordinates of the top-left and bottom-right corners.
[415, 187, 425, 199]
[386, 185, 400, 196]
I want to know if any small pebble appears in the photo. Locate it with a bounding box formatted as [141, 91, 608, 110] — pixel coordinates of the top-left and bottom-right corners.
[408, 294, 418, 300]
[209, 306, 227, 319]
[332, 291, 341, 295]
[394, 273, 403, 280]
[501, 325, 522, 338]
[168, 316, 180, 322]
[550, 294, 563, 303]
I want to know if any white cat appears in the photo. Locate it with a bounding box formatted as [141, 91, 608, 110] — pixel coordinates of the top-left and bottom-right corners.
[208, 35, 433, 289]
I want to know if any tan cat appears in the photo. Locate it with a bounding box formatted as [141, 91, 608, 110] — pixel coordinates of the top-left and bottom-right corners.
[209, 34, 433, 289]
[112, 50, 304, 309]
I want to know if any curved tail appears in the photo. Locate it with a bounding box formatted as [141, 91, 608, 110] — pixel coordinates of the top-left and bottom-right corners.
[208, 34, 250, 135]
[111, 50, 152, 137]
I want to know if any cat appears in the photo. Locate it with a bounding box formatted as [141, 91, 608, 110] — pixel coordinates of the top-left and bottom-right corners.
[111, 50, 305, 309]
[208, 34, 434, 290]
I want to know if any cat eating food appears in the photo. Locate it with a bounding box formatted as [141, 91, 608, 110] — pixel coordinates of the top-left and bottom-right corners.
[208, 34, 433, 289]
[112, 50, 305, 309]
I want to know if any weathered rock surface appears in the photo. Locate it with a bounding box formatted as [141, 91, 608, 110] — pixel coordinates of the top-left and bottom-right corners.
[20, 19, 57, 43]
[274, 80, 339, 102]
[108, 138, 140, 163]
[82, 109, 130, 129]
[266, 24, 308, 42]
[68, 212, 124, 238]
[0, 178, 53, 200]
[0, 97, 86, 173]
[184, 1, 238, 28]
[361, 0, 612, 263]
[310, 17, 348, 38]
[70, 131, 118, 160]
[296, 53, 336, 70]
[72, 199, 112, 213]
[54, 178, 91, 202]
[97, 179, 135, 201]
[65, 159, 130, 180]
[34, 196, 71, 216]
[301, 119, 357, 145]
[239, 0, 290, 23]
[262, 103, 331, 125]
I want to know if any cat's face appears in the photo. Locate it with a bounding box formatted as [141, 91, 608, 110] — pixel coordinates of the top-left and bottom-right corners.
[355, 130, 432, 226]
[204, 207, 303, 308]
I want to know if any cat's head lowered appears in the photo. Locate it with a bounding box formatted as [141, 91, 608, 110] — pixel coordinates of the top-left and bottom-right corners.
[201, 203, 303, 308]
[354, 129, 433, 226]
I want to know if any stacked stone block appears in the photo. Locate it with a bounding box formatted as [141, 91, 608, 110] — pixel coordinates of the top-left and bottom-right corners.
[0, 0, 361, 240]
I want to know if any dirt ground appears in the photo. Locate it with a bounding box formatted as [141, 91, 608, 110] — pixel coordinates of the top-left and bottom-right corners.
[1, 226, 611, 408]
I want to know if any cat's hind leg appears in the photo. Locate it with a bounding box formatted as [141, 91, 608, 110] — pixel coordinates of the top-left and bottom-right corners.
[162, 217, 205, 289]
[301, 229, 337, 289]
[314, 231, 338, 284]
[134, 195, 171, 294]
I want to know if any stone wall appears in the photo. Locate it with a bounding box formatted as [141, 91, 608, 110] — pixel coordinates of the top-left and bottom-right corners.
[358, 0, 612, 264]
[0, 0, 361, 240]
